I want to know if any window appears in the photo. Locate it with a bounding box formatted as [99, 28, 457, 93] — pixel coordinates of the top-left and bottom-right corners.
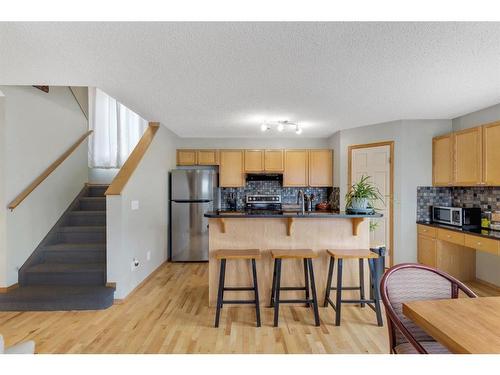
[88, 88, 147, 168]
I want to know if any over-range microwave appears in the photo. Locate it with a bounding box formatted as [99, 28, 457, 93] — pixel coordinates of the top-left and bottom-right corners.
[432, 206, 481, 228]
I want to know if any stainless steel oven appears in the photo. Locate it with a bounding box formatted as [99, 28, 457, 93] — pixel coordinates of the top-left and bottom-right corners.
[432, 206, 481, 228]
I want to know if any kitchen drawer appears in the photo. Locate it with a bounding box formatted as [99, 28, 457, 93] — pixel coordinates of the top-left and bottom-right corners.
[437, 228, 465, 246]
[464, 234, 499, 255]
[417, 224, 437, 238]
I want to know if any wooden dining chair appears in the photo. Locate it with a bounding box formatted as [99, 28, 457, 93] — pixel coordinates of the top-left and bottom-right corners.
[380, 263, 477, 354]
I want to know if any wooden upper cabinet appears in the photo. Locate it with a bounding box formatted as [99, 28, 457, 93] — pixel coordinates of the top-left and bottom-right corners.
[454, 127, 482, 186]
[244, 150, 264, 172]
[283, 150, 308, 187]
[264, 150, 284, 171]
[219, 150, 244, 187]
[177, 150, 197, 166]
[432, 134, 454, 186]
[482, 121, 500, 186]
[308, 149, 333, 187]
[197, 150, 219, 165]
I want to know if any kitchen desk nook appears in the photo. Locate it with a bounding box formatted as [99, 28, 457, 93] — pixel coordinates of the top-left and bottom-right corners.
[204, 211, 382, 307]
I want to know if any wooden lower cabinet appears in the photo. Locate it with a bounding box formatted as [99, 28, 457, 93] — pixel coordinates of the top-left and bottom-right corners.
[417, 234, 437, 267]
[417, 225, 481, 281]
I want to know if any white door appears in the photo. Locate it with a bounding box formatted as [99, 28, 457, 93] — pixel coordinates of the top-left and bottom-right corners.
[350, 145, 392, 266]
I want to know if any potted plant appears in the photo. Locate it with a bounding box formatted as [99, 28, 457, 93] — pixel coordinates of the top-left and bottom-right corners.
[345, 175, 384, 214]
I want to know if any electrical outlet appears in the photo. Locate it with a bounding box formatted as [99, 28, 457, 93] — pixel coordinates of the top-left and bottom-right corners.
[131, 258, 139, 271]
[146, 251, 151, 261]
[131, 200, 139, 210]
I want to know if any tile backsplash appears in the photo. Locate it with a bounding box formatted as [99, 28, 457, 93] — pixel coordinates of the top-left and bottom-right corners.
[417, 186, 500, 221]
[220, 180, 339, 210]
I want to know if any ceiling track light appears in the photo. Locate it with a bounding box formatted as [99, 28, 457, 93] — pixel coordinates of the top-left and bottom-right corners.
[259, 120, 303, 135]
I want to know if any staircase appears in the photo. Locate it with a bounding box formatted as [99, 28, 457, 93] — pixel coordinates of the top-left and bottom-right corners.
[0, 185, 115, 311]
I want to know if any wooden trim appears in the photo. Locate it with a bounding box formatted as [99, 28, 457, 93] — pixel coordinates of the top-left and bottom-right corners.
[0, 283, 19, 293]
[348, 140, 395, 267]
[105, 123, 160, 196]
[113, 261, 167, 304]
[473, 278, 500, 293]
[7, 130, 93, 210]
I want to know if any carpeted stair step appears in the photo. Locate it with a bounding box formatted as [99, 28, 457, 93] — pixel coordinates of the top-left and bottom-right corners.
[66, 210, 106, 226]
[86, 185, 108, 197]
[0, 285, 115, 311]
[23, 263, 106, 286]
[78, 197, 106, 211]
[55, 225, 106, 244]
[43, 243, 106, 264]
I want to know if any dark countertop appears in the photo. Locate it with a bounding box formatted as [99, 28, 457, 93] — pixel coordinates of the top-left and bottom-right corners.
[417, 221, 500, 240]
[205, 210, 383, 219]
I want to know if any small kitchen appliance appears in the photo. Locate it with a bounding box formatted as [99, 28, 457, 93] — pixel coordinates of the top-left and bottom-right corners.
[432, 206, 481, 228]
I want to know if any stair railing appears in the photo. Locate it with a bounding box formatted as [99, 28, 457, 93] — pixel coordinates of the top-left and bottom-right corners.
[105, 122, 160, 196]
[7, 130, 93, 211]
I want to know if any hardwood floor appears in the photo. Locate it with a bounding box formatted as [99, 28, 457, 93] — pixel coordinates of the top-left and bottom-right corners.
[0, 262, 389, 354]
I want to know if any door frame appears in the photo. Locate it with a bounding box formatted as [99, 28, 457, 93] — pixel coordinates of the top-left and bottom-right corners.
[348, 141, 395, 267]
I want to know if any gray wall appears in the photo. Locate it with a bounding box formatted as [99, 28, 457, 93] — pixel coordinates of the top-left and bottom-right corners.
[0, 86, 88, 287]
[452, 102, 500, 286]
[329, 119, 452, 264]
[176, 137, 329, 149]
[107, 125, 179, 299]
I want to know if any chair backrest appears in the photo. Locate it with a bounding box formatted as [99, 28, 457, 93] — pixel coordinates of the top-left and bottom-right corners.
[380, 263, 477, 354]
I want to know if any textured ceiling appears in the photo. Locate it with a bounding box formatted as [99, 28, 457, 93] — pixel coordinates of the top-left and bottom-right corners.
[1, 22, 500, 137]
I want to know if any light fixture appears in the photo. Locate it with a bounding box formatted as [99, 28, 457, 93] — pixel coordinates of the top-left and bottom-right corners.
[259, 120, 304, 135]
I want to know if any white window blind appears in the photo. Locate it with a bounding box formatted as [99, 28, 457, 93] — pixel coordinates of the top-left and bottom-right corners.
[88, 88, 147, 168]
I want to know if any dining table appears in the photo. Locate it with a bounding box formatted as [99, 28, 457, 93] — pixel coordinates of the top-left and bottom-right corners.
[403, 296, 500, 354]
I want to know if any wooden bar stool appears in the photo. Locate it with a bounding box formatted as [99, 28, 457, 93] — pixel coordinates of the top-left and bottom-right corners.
[270, 249, 320, 327]
[214, 249, 261, 328]
[323, 249, 383, 326]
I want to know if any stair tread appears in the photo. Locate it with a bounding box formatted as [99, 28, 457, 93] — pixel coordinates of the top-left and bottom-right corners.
[0, 286, 114, 311]
[69, 210, 106, 215]
[44, 243, 106, 251]
[27, 263, 105, 273]
[80, 197, 105, 200]
[58, 225, 106, 232]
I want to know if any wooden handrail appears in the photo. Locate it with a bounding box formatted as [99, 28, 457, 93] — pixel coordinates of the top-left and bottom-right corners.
[105, 122, 160, 196]
[8, 130, 93, 210]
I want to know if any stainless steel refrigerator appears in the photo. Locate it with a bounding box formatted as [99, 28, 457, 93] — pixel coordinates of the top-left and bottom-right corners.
[169, 169, 218, 261]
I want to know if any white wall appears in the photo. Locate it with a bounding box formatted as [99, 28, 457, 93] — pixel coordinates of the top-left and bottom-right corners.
[329, 119, 452, 264]
[177, 137, 329, 149]
[0, 86, 88, 287]
[0, 90, 7, 284]
[452, 103, 500, 286]
[107, 125, 178, 299]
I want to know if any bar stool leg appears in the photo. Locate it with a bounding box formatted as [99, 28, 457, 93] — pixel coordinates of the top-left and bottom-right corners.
[303, 258, 310, 307]
[359, 258, 365, 308]
[307, 258, 320, 327]
[335, 258, 343, 326]
[368, 258, 383, 327]
[273, 259, 282, 327]
[270, 259, 277, 307]
[324, 256, 334, 307]
[214, 258, 226, 328]
[251, 258, 261, 327]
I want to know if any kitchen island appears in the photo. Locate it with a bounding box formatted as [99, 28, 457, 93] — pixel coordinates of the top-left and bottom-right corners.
[204, 210, 382, 306]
